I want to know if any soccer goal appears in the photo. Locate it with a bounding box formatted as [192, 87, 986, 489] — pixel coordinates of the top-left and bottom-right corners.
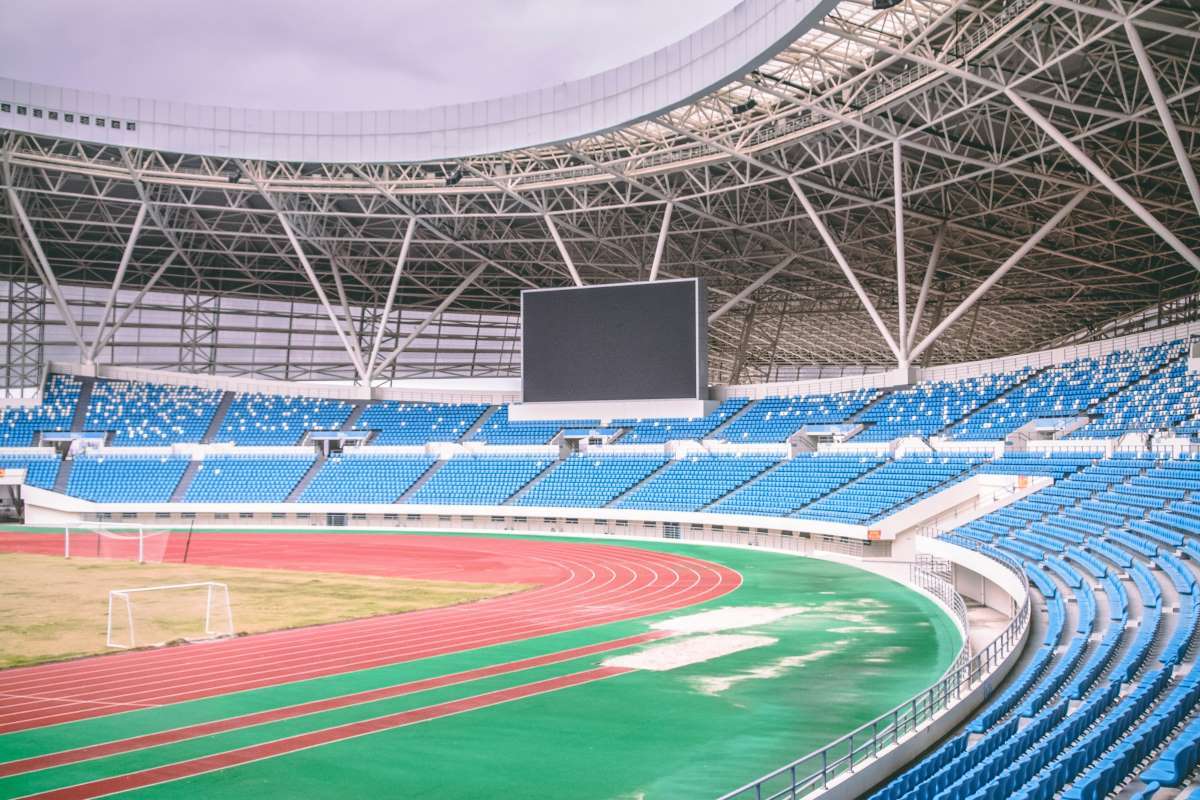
[107, 581, 234, 649]
[64, 522, 172, 564]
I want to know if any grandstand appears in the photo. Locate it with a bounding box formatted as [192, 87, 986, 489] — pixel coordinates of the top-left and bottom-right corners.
[1, 0, 1199, 797]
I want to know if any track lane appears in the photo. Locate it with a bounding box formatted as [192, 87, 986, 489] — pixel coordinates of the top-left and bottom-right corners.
[0, 533, 739, 734]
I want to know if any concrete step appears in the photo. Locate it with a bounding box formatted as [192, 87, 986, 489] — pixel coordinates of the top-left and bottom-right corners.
[70, 377, 95, 433]
[699, 456, 791, 511]
[170, 460, 203, 502]
[502, 459, 565, 506]
[460, 405, 500, 443]
[340, 401, 370, 432]
[605, 458, 675, 508]
[201, 392, 235, 443]
[397, 459, 449, 503]
[53, 458, 74, 493]
[285, 454, 327, 503]
[705, 398, 758, 440]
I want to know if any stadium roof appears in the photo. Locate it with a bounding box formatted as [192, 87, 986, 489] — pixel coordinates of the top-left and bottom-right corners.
[1, 0, 1198, 389]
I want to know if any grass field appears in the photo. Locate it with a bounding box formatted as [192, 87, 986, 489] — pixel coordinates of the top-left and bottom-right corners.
[0, 553, 529, 668]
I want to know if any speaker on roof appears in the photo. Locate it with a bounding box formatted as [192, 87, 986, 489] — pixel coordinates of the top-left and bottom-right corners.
[873, 0, 902, 8]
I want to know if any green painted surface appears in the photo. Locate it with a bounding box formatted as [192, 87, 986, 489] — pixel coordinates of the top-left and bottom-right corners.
[0, 533, 960, 799]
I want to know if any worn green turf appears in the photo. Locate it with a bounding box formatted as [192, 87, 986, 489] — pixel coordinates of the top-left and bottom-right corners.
[0, 533, 960, 799]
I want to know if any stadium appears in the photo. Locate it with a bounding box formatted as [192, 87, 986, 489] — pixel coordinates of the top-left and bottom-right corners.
[0, 0, 1199, 797]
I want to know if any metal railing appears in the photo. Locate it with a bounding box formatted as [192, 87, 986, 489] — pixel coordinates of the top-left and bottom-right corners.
[717, 554, 1030, 800]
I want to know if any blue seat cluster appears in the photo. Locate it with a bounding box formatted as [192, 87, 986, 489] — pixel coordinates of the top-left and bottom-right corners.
[1069, 347, 1199, 438]
[855, 371, 1030, 442]
[0, 374, 81, 446]
[516, 454, 667, 508]
[879, 451, 1200, 800]
[709, 454, 883, 516]
[0, 451, 60, 488]
[716, 389, 879, 443]
[793, 455, 981, 524]
[67, 452, 190, 502]
[946, 343, 1176, 440]
[352, 401, 489, 445]
[403, 456, 552, 505]
[614, 455, 779, 511]
[298, 453, 437, 503]
[84, 379, 222, 445]
[184, 453, 315, 502]
[613, 399, 748, 443]
[974, 451, 1097, 479]
[469, 406, 598, 445]
[214, 393, 354, 445]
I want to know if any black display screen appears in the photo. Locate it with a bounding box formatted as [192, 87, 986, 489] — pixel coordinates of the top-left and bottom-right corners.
[521, 279, 706, 402]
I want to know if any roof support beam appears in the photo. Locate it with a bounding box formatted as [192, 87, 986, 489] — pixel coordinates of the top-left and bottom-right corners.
[787, 175, 903, 365]
[908, 189, 1090, 365]
[708, 254, 796, 324]
[91, 252, 179, 356]
[327, 255, 366, 374]
[1004, 88, 1200, 274]
[543, 214, 583, 286]
[907, 223, 945, 354]
[373, 261, 490, 379]
[893, 140, 908, 361]
[273, 209, 368, 382]
[90, 202, 147, 360]
[3, 179, 87, 355]
[648, 202, 673, 282]
[1124, 20, 1200, 219]
[366, 215, 416, 382]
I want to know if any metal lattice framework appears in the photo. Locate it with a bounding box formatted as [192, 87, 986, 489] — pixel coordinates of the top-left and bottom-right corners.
[1, 0, 1198, 391]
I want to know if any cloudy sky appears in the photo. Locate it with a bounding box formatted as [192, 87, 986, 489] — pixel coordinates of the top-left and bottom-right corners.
[2, 0, 742, 110]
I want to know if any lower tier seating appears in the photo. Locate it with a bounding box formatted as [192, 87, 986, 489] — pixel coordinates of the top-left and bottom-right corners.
[871, 452, 1200, 800]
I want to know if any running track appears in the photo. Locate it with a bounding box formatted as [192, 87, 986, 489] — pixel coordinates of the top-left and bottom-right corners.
[0, 532, 740, 737]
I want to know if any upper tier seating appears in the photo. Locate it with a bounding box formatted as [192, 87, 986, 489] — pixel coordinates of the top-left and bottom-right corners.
[709, 454, 884, 516]
[854, 371, 1031, 442]
[0, 374, 81, 446]
[0, 450, 60, 489]
[213, 393, 354, 445]
[298, 453, 437, 503]
[614, 455, 780, 511]
[515, 454, 667, 508]
[403, 456, 553, 505]
[84, 379, 222, 445]
[1068, 347, 1200, 438]
[793, 455, 982, 524]
[613, 399, 748, 443]
[469, 406, 598, 445]
[716, 389, 879, 443]
[67, 452, 189, 503]
[946, 342, 1177, 440]
[184, 453, 315, 503]
[352, 401, 489, 445]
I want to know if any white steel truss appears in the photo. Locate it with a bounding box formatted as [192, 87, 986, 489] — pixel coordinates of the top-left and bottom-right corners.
[0, 0, 1197, 387]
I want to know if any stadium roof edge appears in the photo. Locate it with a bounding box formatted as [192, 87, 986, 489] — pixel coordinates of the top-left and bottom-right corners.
[0, 0, 839, 163]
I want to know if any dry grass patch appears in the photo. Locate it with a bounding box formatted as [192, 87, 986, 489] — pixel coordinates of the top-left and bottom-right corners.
[0, 553, 529, 669]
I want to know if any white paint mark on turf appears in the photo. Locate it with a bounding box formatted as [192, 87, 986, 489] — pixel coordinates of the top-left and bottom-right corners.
[604, 635, 776, 671]
[689, 639, 852, 696]
[651, 605, 805, 634]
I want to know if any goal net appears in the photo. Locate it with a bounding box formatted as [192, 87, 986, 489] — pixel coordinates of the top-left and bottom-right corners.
[107, 581, 234, 649]
[64, 523, 172, 564]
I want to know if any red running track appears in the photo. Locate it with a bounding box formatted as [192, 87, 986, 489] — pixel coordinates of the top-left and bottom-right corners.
[0, 532, 740, 733]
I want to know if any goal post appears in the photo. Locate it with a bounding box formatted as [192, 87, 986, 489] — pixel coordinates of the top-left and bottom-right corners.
[106, 581, 234, 649]
[65, 523, 172, 564]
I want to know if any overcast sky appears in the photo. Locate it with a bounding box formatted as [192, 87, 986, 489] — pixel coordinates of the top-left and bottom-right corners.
[2, 0, 742, 110]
